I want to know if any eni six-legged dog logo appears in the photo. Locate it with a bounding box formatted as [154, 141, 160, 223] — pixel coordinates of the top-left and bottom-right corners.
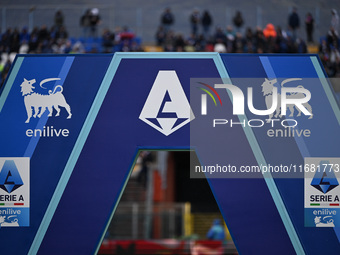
[261, 78, 313, 121]
[20, 78, 72, 123]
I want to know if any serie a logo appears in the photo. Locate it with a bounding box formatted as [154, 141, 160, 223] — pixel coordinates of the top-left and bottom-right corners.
[139, 71, 195, 136]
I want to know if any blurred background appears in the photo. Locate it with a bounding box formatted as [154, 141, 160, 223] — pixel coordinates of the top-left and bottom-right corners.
[0, 0, 339, 91]
[99, 150, 237, 254]
[0, 0, 338, 45]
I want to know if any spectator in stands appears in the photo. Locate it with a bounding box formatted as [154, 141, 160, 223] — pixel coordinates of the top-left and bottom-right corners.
[207, 219, 226, 241]
[121, 39, 131, 52]
[233, 11, 244, 33]
[253, 26, 266, 53]
[38, 25, 50, 43]
[225, 25, 235, 41]
[213, 26, 226, 45]
[263, 24, 277, 53]
[163, 30, 175, 51]
[55, 26, 69, 40]
[118, 27, 139, 52]
[214, 40, 227, 53]
[288, 7, 300, 39]
[1, 59, 11, 85]
[296, 38, 307, 53]
[263, 23, 277, 39]
[70, 41, 85, 54]
[19, 39, 29, 54]
[331, 9, 339, 34]
[49, 26, 58, 43]
[275, 26, 288, 53]
[326, 27, 340, 76]
[190, 8, 200, 36]
[130, 41, 144, 52]
[191, 219, 226, 255]
[89, 8, 101, 38]
[137, 151, 154, 187]
[174, 33, 186, 52]
[119, 26, 135, 41]
[37, 25, 51, 53]
[201, 10, 212, 39]
[287, 34, 299, 53]
[319, 39, 329, 61]
[51, 38, 67, 53]
[305, 12, 314, 43]
[195, 34, 207, 51]
[54, 10, 64, 32]
[155, 26, 166, 46]
[160, 7, 174, 34]
[28, 27, 39, 52]
[225, 26, 235, 52]
[80, 9, 91, 38]
[10, 28, 20, 53]
[244, 27, 255, 53]
[1, 28, 12, 53]
[186, 33, 197, 51]
[233, 32, 244, 53]
[19, 27, 30, 44]
[327, 27, 339, 50]
[64, 40, 73, 54]
[102, 28, 114, 52]
[319, 38, 336, 76]
[244, 27, 254, 44]
[113, 26, 122, 45]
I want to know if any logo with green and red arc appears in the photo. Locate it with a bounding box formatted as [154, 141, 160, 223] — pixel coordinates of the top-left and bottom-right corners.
[197, 82, 222, 115]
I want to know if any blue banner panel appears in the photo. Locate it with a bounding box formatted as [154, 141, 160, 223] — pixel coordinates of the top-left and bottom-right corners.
[190, 75, 296, 254]
[38, 54, 225, 254]
[0, 53, 339, 255]
[0, 54, 113, 255]
[221, 54, 340, 254]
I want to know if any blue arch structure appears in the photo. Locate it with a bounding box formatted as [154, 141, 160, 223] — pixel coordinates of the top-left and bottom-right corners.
[0, 53, 339, 254]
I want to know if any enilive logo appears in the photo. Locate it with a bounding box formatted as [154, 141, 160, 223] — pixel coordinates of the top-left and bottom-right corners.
[139, 71, 195, 136]
[20, 78, 72, 123]
[20, 78, 72, 138]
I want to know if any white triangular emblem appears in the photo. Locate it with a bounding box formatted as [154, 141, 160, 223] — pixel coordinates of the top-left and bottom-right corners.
[139, 71, 195, 136]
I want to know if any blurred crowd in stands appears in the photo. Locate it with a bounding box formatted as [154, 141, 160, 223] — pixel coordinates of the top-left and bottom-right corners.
[0, 7, 340, 88]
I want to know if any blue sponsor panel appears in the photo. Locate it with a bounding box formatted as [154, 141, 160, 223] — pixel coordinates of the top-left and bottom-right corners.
[305, 209, 340, 227]
[39, 53, 297, 255]
[266, 56, 340, 254]
[0, 55, 113, 254]
[38, 55, 227, 254]
[0, 158, 30, 228]
[221, 54, 340, 254]
[190, 75, 296, 254]
[0, 53, 339, 255]
[304, 157, 340, 234]
[0, 208, 30, 227]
